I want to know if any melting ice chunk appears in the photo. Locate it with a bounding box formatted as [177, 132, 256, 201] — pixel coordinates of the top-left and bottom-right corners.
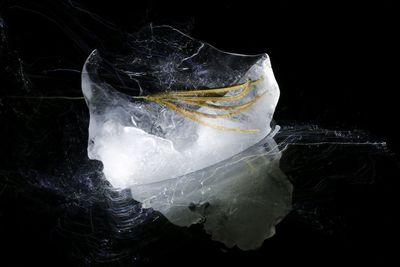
[82, 25, 292, 250]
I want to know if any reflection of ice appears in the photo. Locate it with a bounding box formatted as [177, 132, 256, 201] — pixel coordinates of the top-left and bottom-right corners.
[81, 25, 289, 249]
[130, 131, 292, 250]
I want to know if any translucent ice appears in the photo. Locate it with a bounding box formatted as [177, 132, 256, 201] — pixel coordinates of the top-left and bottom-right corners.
[82, 25, 292, 249]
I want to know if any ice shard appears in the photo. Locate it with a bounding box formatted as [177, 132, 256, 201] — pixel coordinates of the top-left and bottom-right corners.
[82, 25, 292, 250]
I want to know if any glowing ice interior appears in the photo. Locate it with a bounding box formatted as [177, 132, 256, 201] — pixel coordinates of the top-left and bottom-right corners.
[82, 25, 292, 250]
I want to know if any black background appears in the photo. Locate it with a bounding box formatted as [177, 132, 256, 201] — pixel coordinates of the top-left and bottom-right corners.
[2, 0, 398, 150]
[0, 0, 399, 266]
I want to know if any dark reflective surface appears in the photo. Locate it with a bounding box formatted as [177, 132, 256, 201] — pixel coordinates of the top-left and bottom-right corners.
[1, 1, 398, 266]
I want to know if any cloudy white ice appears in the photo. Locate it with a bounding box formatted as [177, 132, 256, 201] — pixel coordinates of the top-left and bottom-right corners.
[82, 25, 292, 250]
